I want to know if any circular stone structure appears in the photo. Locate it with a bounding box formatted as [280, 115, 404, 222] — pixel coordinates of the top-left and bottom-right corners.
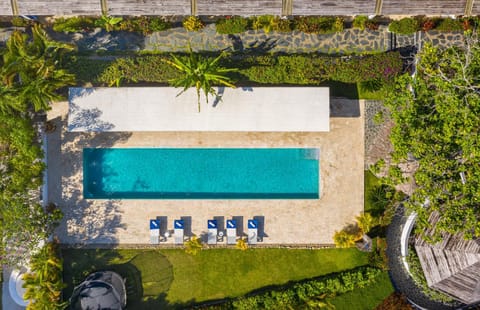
[8, 269, 28, 307]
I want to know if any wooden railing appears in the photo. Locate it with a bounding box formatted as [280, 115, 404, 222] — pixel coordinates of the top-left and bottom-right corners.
[1, 0, 478, 16]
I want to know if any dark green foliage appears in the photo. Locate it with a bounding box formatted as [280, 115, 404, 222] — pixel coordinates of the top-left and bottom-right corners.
[353, 15, 369, 30]
[52, 17, 95, 32]
[52, 16, 171, 34]
[68, 52, 402, 88]
[385, 42, 480, 239]
[11, 16, 30, 27]
[221, 267, 383, 309]
[435, 18, 463, 32]
[118, 16, 171, 34]
[327, 52, 403, 83]
[388, 17, 419, 34]
[215, 16, 250, 34]
[293, 16, 343, 34]
[367, 238, 388, 270]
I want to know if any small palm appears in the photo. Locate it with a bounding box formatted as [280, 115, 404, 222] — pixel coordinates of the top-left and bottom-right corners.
[163, 46, 237, 112]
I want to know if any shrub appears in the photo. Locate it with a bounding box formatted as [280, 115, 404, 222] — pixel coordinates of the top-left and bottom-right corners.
[421, 18, 436, 32]
[228, 267, 383, 309]
[236, 238, 248, 250]
[435, 18, 463, 32]
[11, 16, 30, 27]
[333, 230, 357, 248]
[216, 16, 249, 34]
[184, 235, 203, 255]
[388, 17, 419, 34]
[375, 292, 414, 310]
[251, 15, 292, 33]
[353, 15, 369, 30]
[52, 16, 95, 33]
[94, 15, 123, 32]
[118, 16, 171, 34]
[183, 16, 205, 31]
[293, 16, 343, 34]
[365, 19, 380, 31]
[67, 53, 402, 88]
[23, 242, 67, 309]
[327, 52, 403, 83]
[368, 238, 389, 270]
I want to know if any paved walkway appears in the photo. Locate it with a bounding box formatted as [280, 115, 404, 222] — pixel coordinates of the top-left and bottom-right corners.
[36, 25, 467, 54]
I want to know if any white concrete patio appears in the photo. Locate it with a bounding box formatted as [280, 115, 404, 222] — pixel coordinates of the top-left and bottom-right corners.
[68, 87, 330, 132]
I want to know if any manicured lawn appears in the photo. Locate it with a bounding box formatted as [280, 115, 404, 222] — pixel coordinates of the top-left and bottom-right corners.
[327, 271, 394, 309]
[63, 248, 368, 309]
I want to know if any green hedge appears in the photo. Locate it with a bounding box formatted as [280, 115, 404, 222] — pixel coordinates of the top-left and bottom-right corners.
[205, 267, 383, 309]
[215, 16, 343, 34]
[66, 52, 403, 86]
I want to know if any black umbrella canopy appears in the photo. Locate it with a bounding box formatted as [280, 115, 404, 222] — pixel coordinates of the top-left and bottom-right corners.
[70, 271, 127, 310]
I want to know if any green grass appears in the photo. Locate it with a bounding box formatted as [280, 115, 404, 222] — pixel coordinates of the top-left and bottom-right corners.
[327, 271, 394, 309]
[62, 248, 368, 309]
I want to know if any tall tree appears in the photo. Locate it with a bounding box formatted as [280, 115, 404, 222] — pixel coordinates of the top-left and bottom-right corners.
[163, 47, 237, 112]
[385, 37, 480, 240]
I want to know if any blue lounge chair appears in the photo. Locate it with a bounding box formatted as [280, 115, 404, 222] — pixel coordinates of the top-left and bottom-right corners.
[174, 220, 184, 245]
[150, 219, 160, 244]
[207, 220, 218, 245]
[248, 219, 258, 245]
[226, 219, 237, 245]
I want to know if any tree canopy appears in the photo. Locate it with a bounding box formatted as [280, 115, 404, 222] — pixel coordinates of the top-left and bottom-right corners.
[385, 38, 480, 240]
[0, 25, 72, 266]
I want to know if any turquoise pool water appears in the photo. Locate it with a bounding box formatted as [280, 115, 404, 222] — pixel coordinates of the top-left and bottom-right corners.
[83, 148, 319, 199]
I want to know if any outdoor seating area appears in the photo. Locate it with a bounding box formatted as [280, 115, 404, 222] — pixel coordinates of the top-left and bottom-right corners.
[150, 217, 264, 245]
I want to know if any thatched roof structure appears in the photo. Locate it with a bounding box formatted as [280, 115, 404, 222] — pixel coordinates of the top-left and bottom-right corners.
[415, 212, 480, 305]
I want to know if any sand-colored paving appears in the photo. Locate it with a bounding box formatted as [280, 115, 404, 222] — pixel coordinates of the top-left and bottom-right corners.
[47, 99, 364, 246]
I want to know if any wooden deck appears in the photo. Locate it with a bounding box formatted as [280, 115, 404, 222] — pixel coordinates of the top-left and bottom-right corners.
[197, 0, 282, 16]
[16, 0, 102, 15]
[415, 212, 480, 305]
[107, 0, 190, 16]
[0, 1, 12, 15]
[293, 0, 375, 16]
[381, 0, 467, 15]
[5, 0, 478, 16]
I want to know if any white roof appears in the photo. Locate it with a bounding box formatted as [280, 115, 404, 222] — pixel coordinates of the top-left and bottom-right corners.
[68, 87, 330, 132]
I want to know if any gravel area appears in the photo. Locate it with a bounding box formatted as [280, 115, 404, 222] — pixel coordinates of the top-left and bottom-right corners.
[386, 205, 461, 310]
[364, 100, 393, 169]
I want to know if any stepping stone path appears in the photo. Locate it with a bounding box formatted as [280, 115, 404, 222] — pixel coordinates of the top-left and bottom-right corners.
[0, 24, 466, 53]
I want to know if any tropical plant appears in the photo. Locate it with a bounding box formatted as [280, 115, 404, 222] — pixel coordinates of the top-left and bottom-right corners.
[388, 17, 419, 34]
[215, 16, 250, 34]
[163, 47, 237, 112]
[52, 16, 95, 33]
[353, 15, 369, 30]
[23, 242, 67, 309]
[236, 238, 248, 250]
[333, 230, 357, 248]
[184, 235, 203, 255]
[95, 15, 123, 32]
[0, 24, 75, 112]
[183, 16, 205, 31]
[356, 212, 375, 235]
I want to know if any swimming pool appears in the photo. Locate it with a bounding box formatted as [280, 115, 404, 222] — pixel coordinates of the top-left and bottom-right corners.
[83, 148, 319, 199]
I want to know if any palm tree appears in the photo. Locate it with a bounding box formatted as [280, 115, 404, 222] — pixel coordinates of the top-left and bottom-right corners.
[23, 242, 67, 310]
[163, 46, 237, 112]
[0, 24, 75, 112]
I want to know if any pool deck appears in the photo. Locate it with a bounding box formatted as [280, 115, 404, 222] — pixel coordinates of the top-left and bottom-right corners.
[47, 99, 364, 246]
